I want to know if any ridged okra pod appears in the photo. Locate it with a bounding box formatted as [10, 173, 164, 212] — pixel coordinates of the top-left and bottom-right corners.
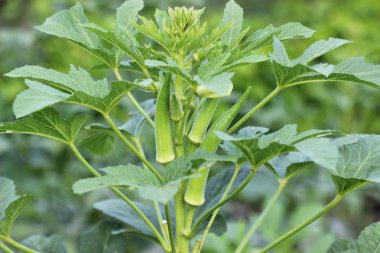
[155, 74, 176, 164]
[188, 98, 220, 144]
[185, 87, 252, 206]
[170, 93, 184, 122]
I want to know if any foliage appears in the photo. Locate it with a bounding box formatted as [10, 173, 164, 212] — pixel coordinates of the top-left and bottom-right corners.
[0, 0, 380, 253]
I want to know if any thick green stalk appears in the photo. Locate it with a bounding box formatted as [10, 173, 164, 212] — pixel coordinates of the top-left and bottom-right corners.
[195, 165, 241, 253]
[188, 98, 220, 144]
[235, 181, 286, 253]
[0, 236, 38, 253]
[185, 88, 252, 207]
[113, 68, 155, 128]
[227, 86, 281, 134]
[259, 194, 343, 253]
[155, 74, 176, 164]
[174, 188, 188, 253]
[102, 113, 164, 182]
[0, 242, 14, 253]
[69, 144, 170, 252]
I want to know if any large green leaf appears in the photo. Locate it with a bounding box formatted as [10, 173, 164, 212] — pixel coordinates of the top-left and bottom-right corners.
[0, 177, 34, 237]
[221, 0, 244, 45]
[73, 164, 180, 204]
[217, 125, 339, 168]
[328, 222, 380, 253]
[79, 126, 116, 156]
[270, 37, 380, 89]
[0, 108, 88, 144]
[13, 80, 70, 118]
[94, 200, 160, 237]
[22, 235, 67, 253]
[6, 65, 109, 98]
[329, 135, 380, 182]
[243, 22, 315, 52]
[195, 72, 234, 98]
[267, 152, 313, 180]
[35, 3, 118, 67]
[79, 222, 128, 253]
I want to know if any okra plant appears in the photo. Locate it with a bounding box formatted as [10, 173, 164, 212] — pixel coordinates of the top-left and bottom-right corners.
[1, 0, 380, 252]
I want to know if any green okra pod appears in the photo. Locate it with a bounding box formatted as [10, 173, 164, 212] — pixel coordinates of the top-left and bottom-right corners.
[185, 87, 252, 206]
[170, 93, 184, 122]
[188, 98, 220, 144]
[155, 74, 176, 164]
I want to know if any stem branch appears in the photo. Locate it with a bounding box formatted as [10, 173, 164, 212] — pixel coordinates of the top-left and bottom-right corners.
[259, 194, 343, 253]
[227, 86, 281, 134]
[235, 180, 286, 253]
[102, 113, 163, 182]
[113, 68, 155, 128]
[0, 236, 38, 253]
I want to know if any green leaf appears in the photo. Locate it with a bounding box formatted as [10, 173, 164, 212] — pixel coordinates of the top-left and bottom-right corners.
[197, 53, 231, 79]
[328, 222, 380, 253]
[268, 152, 312, 180]
[329, 135, 380, 182]
[0, 108, 88, 144]
[74, 163, 183, 204]
[13, 80, 70, 118]
[94, 199, 160, 237]
[6, 65, 109, 98]
[330, 175, 367, 195]
[35, 3, 117, 67]
[73, 164, 160, 194]
[79, 126, 116, 156]
[163, 157, 192, 183]
[22, 235, 67, 253]
[327, 239, 357, 253]
[244, 22, 315, 52]
[217, 125, 339, 168]
[145, 58, 193, 84]
[195, 72, 234, 98]
[116, 0, 144, 31]
[270, 37, 380, 89]
[0, 178, 17, 220]
[0, 177, 34, 237]
[79, 222, 127, 253]
[221, 0, 244, 45]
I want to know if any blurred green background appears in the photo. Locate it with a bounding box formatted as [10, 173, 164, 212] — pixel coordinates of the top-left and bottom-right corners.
[0, 0, 379, 252]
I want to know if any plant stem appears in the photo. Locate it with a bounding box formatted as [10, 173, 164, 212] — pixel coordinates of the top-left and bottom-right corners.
[235, 180, 286, 253]
[195, 165, 241, 253]
[112, 68, 155, 128]
[174, 188, 188, 253]
[0, 242, 14, 253]
[227, 86, 281, 134]
[69, 144, 170, 252]
[102, 113, 164, 182]
[69, 144, 101, 177]
[0, 236, 38, 253]
[259, 194, 343, 253]
[176, 88, 195, 156]
[154, 201, 170, 246]
[165, 204, 176, 253]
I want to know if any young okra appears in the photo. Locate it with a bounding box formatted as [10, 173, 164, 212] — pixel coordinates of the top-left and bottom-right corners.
[185, 87, 252, 206]
[155, 74, 176, 164]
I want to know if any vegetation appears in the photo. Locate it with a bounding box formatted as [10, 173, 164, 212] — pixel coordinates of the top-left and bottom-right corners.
[0, 0, 379, 252]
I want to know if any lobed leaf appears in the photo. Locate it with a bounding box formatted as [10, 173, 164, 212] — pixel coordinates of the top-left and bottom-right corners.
[270, 37, 380, 89]
[221, 0, 244, 45]
[328, 222, 380, 253]
[0, 108, 88, 144]
[0, 177, 34, 237]
[23, 235, 67, 253]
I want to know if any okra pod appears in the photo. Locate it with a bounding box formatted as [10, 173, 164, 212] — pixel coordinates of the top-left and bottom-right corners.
[188, 98, 220, 144]
[170, 93, 184, 122]
[155, 74, 176, 164]
[185, 87, 252, 206]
